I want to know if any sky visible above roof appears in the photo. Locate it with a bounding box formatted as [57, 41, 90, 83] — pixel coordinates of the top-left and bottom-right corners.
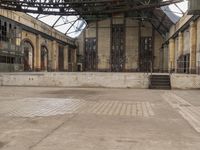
[28, 0, 188, 38]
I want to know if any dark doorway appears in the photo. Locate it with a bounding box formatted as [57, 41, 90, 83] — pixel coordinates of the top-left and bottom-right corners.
[58, 46, 64, 71]
[85, 38, 97, 71]
[183, 54, 190, 73]
[23, 41, 34, 71]
[41, 46, 48, 71]
[111, 24, 125, 72]
[139, 37, 153, 72]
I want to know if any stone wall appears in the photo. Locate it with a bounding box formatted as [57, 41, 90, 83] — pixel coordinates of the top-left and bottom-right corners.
[0, 9, 76, 72]
[81, 17, 163, 71]
[154, 30, 163, 70]
[0, 73, 149, 89]
[98, 19, 111, 71]
[125, 19, 139, 70]
[171, 74, 200, 89]
[0, 9, 74, 45]
[1, 72, 200, 89]
[197, 18, 200, 67]
[167, 16, 200, 73]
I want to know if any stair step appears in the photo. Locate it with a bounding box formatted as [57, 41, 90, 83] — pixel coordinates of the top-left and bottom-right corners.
[150, 77, 170, 80]
[151, 82, 170, 86]
[150, 86, 171, 90]
[150, 79, 170, 82]
[149, 75, 171, 90]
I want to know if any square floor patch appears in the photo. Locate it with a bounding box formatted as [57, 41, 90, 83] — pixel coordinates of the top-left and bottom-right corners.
[0, 98, 154, 118]
[0, 98, 86, 117]
[80, 101, 154, 117]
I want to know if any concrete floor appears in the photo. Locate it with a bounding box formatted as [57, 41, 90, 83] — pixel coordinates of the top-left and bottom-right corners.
[0, 87, 200, 150]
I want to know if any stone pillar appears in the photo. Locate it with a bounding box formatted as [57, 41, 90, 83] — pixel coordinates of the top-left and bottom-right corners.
[168, 38, 175, 72]
[52, 40, 58, 71]
[63, 45, 69, 71]
[178, 32, 183, 58]
[35, 35, 42, 71]
[189, 21, 197, 74]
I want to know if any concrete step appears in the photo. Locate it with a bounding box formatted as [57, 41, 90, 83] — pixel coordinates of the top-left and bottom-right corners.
[150, 85, 171, 90]
[149, 75, 171, 90]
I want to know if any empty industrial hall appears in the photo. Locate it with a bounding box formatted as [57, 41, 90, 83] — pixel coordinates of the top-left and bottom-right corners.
[0, 0, 200, 150]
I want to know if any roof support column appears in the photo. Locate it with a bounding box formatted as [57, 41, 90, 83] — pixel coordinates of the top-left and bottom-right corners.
[178, 32, 183, 58]
[36, 35, 42, 71]
[52, 40, 58, 71]
[189, 21, 197, 74]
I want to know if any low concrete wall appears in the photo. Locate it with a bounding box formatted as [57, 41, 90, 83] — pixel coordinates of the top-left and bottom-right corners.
[1, 73, 200, 89]
[171, 74, 200, 89]
[0, 72, 149, 89]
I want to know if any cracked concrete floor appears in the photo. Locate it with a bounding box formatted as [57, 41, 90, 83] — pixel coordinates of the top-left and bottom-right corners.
[0, 86, 199, 150]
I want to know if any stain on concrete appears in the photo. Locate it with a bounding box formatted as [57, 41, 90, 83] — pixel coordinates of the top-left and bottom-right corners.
[0, 141, 6, 148]
[43, 89, 99, 95]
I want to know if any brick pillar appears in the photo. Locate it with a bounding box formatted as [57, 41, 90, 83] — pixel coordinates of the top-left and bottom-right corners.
[35, 35, 42, 71]
[169, 38, 175, 72]
[63, 45, 69, 71]
[189, 21, 197, 74]
[52, 40, 58, 71]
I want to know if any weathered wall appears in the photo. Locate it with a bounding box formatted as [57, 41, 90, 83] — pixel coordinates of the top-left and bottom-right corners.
[21, 31, 60, 71]
[77, 32, 85, 56]
[0, 9, 74, 45]
[141, 22, 152, 37]
[86, 22, 97, 38]
[154, 30, 164, 70]
[125, 19, 139, 71]
[197, 18, 200, 66]
[21, 31, 37, 68]
[1, 72, 200, 89]
[174, 37, 178, 71]
[167, 15, 200, 73]
[0, 9, 76, 72]
[97, 19, 111, 71]
[169, 14, 193, 38]
[0, 72, 149, 89]
[82, 17, 163, 71]
[183, 28, 190, 55]
[171, 74, 200, 89]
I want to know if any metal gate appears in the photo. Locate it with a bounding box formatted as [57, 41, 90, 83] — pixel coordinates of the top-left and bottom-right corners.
[139, 37, 153, 72]
[111, 24, 125, 72]
[85, 38, 97, 71]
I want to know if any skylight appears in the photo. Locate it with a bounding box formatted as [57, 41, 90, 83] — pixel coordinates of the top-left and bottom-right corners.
[28, 0, 188, 38]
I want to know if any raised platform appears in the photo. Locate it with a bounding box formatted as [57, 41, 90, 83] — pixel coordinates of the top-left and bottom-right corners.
[0, 72, 200, 89]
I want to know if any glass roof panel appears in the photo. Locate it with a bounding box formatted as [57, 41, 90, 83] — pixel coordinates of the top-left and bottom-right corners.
[28, 13, 86, 38]
[38, 15, 61, 26]
[27, 1, 188, 38]
[162, 0, 188, 23]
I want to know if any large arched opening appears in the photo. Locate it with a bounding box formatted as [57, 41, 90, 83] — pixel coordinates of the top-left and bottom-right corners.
[22, 40, 34, 71]
[41, 45, 49, 71]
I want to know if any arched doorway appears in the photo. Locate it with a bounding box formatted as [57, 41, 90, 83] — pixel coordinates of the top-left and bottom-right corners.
[22, 40, 34, 71]
[41, 46, 48, 71]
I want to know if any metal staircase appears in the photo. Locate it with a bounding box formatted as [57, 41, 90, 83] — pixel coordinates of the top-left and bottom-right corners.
[149, 75, 171, 90]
